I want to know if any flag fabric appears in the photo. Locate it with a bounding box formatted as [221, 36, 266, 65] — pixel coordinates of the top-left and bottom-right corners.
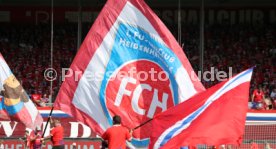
[149, 68, 253, 149]
[54, 0, 205, 147]
[0, 95, 9, 120]
[0, 53, 43, 129]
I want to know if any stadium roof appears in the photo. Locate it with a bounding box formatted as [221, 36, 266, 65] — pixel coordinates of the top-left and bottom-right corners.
[1, 0, 276, 7]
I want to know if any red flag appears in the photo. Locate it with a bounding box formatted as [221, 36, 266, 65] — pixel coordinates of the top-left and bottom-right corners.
[150, 68, 253, 149]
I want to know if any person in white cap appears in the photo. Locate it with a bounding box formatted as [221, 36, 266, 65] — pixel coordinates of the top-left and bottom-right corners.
[72, 142, 77, 149]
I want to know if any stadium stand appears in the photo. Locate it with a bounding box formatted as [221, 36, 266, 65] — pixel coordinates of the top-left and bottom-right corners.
[183, 24, 275, 109]
[0, 23, 275, 109]
[0, 24, 76, 103]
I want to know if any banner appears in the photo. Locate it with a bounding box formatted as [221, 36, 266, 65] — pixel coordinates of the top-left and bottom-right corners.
[1, 6, 276, 25]
[54, 0, 205, 147]
[1, 107, 275, 139]
[0, 139, 101, 149]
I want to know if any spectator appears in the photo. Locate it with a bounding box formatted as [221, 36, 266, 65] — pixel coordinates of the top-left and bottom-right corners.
[30, 127, 42, 149]
[264, 141, 271, 149]
[251, 86, 265, 109]
[250, 140, 258, 149]
[264, 95, 273, 110]
[31, 93, 46, 107]
[270, 88, 276, 99]
[41, 94, 49, 103]
[72, 142, 77, 149]
[270, 88, 276, 108]
[0, 140, 4, 149]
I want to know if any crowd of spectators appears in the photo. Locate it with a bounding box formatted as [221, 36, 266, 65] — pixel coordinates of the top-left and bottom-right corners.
[179, 24, 276, 110]
[0, 23, 275, 109]
[0, 24, 76, 105]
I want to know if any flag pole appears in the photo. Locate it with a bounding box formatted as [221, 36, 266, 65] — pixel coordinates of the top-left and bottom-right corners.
[42, 107, 54, 137]
[199, 0, 205, 73]
[49, 0, 54, 103]
[177, 0, 181, 45]
[42, 0, 55, 138]
[132, 118, 153, 130]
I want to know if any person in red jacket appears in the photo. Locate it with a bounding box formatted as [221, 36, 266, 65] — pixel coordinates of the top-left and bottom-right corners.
[251, 86, 265, 109]
[250, 140, 259, 149]
[29, 127, 42, 149]
[102, 115, 132, 149]
[42, 119, 64, 149]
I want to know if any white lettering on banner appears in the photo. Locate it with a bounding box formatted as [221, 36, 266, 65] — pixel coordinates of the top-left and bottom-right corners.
[5, 8, 276, 24]
[0, 121, 18, 137]
[6, 144, 23, 149]
[69, 122, 79, 138]
[153, 9, 275, 25]
[123, 26, 177, 64]
[80, 123, 91, 138]
[49, 145, 95, 149]
[0, 120, 93, 138]
[134, 31, 145, 40]
[4, 144, 96, 149]
[69, 122, 91, 138]
[5, 145, 11, 149]
[114, 77, 169, 118]
[119, 38, 176, 64]
[4, 144, 94, 149]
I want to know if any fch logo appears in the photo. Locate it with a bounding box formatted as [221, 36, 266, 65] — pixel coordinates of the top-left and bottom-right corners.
[99, 23, 182, 146]
[106, 60, 174, 139]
